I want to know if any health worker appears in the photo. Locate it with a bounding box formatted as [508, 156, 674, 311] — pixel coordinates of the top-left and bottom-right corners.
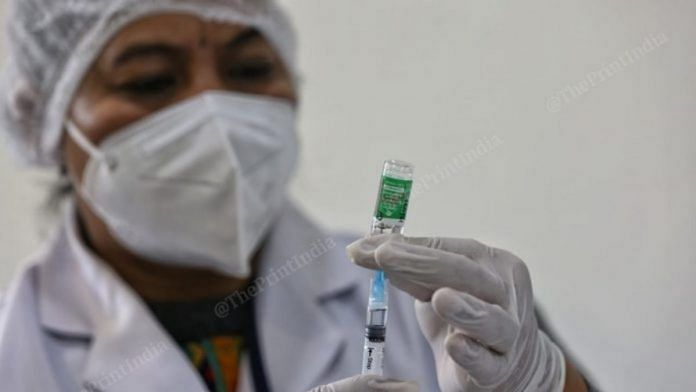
[0, 1, 596, 391]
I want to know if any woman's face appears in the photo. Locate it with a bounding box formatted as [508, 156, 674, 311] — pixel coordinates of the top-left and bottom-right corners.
[59, 14, 296, 299]
[63, 13, 296, 180]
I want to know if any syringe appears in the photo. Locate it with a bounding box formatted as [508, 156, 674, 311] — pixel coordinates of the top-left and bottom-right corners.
[361, 160, 414, 376]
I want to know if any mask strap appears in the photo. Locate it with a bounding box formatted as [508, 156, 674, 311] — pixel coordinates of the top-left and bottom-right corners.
[65, 121, 118, 170]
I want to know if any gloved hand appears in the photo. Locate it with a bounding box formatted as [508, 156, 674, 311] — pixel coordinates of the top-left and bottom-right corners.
[307, 374, 419, 392]
[347, 235, 566, 392]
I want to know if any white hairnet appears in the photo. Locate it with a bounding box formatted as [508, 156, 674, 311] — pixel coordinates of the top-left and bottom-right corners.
[0, 0, 297, 166]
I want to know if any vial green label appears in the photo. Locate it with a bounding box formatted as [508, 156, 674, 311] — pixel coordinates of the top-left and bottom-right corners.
[375, 176, 413, 220]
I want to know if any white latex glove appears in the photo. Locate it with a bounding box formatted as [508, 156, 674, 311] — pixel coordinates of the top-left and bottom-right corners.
[347, 235, 566, 392]
[308, 374, 419, 392]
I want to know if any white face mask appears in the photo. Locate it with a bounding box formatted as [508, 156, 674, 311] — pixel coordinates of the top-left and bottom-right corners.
[66, 91, 298, 278]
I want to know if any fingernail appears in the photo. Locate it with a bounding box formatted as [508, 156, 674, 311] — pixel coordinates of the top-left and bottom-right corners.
[346, 235, 392, 264]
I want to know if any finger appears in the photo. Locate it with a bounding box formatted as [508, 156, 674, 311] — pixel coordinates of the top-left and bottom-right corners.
[432, 288, 518, 353]
[405, 237, 490, 260]
[388, 275, 433, 302]
[374, 240, 507, 305]
[310, 374, 381, 392]
[313, 375, 418, 392]
[349, 236, 491, 268]
[347, 235, 435, 301]
[346, 234, 400, 270]
[414, 300, 447, 343]
[367, 378, 419, 392]
[445, 333, 508, 389]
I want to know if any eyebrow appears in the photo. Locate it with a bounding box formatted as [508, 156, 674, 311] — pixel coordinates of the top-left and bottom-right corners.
[112, 44, 179, 67]
[112, 28, 264, 67]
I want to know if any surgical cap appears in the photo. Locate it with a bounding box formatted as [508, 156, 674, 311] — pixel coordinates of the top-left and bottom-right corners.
[0, 0, 297, 166]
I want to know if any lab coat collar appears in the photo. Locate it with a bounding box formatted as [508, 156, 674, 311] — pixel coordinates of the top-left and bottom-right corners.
[38, 199, 364, 391]
[39, 201, 208, 391]
[37, 218, 96, 338]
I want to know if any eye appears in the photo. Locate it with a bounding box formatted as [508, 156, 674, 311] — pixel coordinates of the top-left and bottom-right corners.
[119, 74, 177, 97]
[227, 58, 275, 81]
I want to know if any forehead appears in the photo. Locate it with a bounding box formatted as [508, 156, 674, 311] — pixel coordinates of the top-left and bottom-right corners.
[99, 13, 252, 64]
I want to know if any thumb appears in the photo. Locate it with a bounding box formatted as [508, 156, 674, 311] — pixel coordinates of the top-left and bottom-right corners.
[309, 374, 419, 392]
[367, 377, 419, 391]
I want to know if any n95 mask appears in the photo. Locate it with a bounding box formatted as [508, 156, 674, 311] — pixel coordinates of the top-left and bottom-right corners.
[66, 91, 298, 278]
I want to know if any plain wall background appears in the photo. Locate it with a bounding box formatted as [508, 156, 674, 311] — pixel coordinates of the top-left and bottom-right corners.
[1, 0, 695, 390]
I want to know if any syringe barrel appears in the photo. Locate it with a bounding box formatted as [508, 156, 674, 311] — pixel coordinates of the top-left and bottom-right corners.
[361, 336, 385, 375]
[366, 307, 387, 327]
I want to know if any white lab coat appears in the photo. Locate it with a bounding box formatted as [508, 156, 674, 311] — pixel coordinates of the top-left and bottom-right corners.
[0, 201, 439, 392]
